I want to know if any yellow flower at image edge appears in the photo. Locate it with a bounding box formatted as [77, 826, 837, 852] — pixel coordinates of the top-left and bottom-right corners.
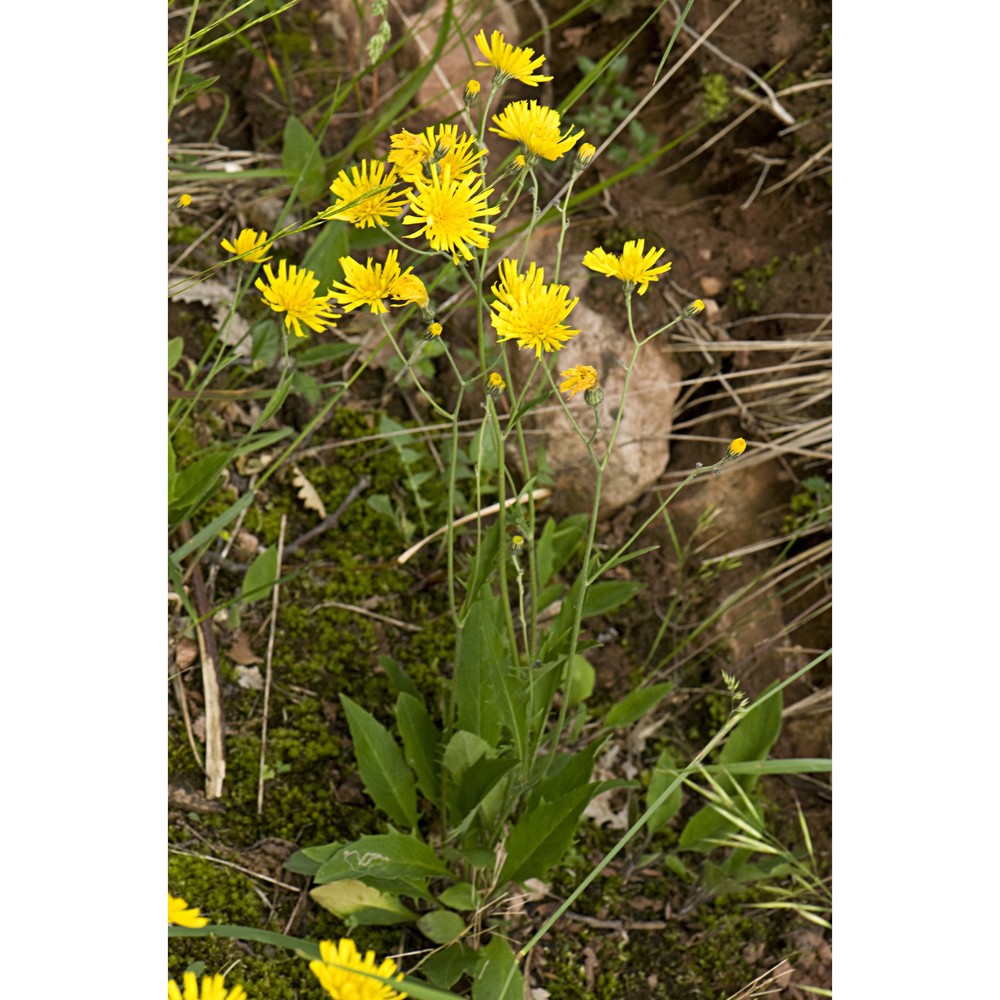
[310, 938, 408, 1000]
[582, 239, 672, 295]
[255, 260, 340, 337]
[474, 28, 553, 87]
[168, 892, 208, 928]
[559, 364, 599, 398]
[221, 228, 272, 263]
[168, 971, 247, 1000]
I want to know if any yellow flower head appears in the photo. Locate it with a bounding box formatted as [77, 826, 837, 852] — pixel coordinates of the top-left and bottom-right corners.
[309, 937, 408, 1000]
[575, 142, 596, 170]
[331, 250, 410, 314]
[489, 100, 584, 162]
[178, 193, 193, 208]
[328, 160, 407, 229]
[388, 272, 429, 310]
[490, 258, 580, 358]
[221, 228, 273, 263]
[464, 79, 481, 106]
[255, 260, 340, 337]
[167, 971, 247, 1000]
[486, 371, 506, 397]
[726, 437, 747, 459]
[559, 364, 599, 398]
[402, 164, 499, 262]
[424, 321, 443, 340]
[474, 29, 553, 87]
[388, 125, 485, 184]
[582, 239, 672, 296]
[168, 893, 209, 928]
[683, 298, 706, 317]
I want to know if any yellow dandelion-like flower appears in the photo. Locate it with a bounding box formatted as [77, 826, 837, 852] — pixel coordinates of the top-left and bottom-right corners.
[464, 79, 481, 106]
[220, 228, 273, 264]
[168, 893, 209, 928]
[486, 372, 506, 397]
[328, 160, 407, 229]
[726, 437, 747, 459]
[403, 164, 499, 262]
[582, 239, 672, 295]
[490, 258, 580, 358]
[474, 29, 553, 87]
[559, 364, 599, 398]
[167, 971, 248, 1000]
[388, 272, 429, 309]
[309, 938, 408, 1000]
[683, 299, 706, 317]
[489, 100, 584, 162]
[255, 260, 340, 337]
[331, 250, 409, 314]
[388, 125, 484, 184]
[178, 193, 193, 208]
[424, 321, 443, 340]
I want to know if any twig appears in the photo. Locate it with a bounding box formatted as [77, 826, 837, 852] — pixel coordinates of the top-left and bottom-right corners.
[397, 488, 552, 565]
[257, 514, 286, 815]
[170, 650, 204, 770]
[309, 600, 422, 632]
[282, 475, 371, 557]
[177, 521, 226, 799]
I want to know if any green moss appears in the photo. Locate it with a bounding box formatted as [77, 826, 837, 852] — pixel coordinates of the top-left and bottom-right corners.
[729, 256, 782, 314]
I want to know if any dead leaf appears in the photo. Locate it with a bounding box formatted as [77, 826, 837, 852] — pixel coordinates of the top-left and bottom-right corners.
[175, 636, 199, 671]
[235, 665, 264, 690]
[292, 465, 327, 519]
[227, 632, 263, 665]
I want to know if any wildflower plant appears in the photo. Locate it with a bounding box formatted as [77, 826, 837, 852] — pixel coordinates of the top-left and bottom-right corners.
[169, 19, 831, 999]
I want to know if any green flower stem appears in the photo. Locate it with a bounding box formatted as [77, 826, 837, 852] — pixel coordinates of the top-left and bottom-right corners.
[517, 650, 831, 963]
[487, 397, 520, 658]
[378, 316, 454, 421]
[444, 381, 465, 629]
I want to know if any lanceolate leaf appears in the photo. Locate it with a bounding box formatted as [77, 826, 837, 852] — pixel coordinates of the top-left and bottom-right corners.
[499, 783, 598, 885]
[339, 695, 418, 829]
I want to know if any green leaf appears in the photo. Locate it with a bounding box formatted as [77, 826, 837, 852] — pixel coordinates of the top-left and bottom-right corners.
[535, 514, 587, 588]
[310, 879, 418, 926]
[170, 490, 256, 563]
[314, 834, 451, 883]
[527, 739, 603, 812]
[302, 218, 351, 291]
[168, 449, 229, 525]
[421, 943, 480, 991]
[241, 545, 278, 604]
[720, 681, 784, 783]
[499, 783, 598, 885]
[417, 910, 466, 944]
[339, 695, 418, 829]
[645, 748, 683, 834]
[472, 935, 525, 1000]
[437, 882, 479, 911]
[282, 115, 327, 205]
[283, 842, 341, 875]
[581, 579, 644, 617]
[455, 597, 504, 746]
[168, 336, 184, 371]
[565, 654, 595, 707]
[297, 340, 356, 366]
[379, 655, 421, 699]
[450, 754, 517, 830]
[396, 693, 441, 807]
[603, 682, 673, 729]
